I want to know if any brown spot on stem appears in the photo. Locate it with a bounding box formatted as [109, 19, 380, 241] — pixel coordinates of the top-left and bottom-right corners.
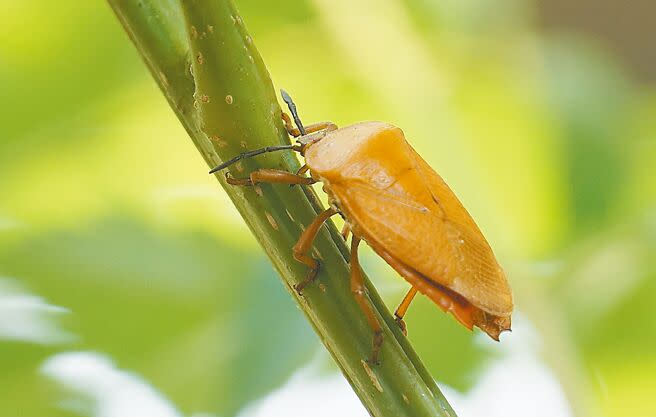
[254, 186, 263, 197]
[265, 212, 279, 230]
[200, 94, 210, 103]
[210, 135, 227, 148]
[196, 53, 204, 65]
[361, 360, 383, 392]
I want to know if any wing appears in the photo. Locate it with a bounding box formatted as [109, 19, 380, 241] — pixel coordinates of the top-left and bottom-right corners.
[331, 142, 513, 317]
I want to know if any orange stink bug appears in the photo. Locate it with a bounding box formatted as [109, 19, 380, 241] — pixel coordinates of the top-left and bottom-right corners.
[210, 90, 513, 363]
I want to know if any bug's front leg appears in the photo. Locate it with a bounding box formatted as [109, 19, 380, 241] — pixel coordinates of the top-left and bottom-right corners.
[281, 113, 337, 138]
[351, 235, 383, 365]
[292, 208, 338, 294]
[226, 169, 315, 186]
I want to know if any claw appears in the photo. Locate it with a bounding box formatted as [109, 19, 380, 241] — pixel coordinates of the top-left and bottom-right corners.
[367, 330, 383, 365]
[294, 261, 320, 295]
[395, 316, 408, 336]
[225, 172, 253, 186]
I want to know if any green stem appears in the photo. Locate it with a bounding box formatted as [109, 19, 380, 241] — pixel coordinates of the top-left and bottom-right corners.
[108, 1, 456, 415]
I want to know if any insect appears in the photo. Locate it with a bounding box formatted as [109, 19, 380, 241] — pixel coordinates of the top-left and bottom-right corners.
[210, 90, 513, 364]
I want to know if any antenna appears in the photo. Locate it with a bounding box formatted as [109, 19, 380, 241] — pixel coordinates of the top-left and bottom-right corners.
[208, 145, 295, 174]
[280, 89, 306, 136]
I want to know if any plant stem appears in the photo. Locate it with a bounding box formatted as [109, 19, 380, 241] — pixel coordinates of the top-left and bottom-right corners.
[108, 1, 456, 415]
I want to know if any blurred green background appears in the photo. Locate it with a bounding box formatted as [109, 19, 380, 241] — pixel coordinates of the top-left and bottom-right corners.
[1, 1, 655, 416]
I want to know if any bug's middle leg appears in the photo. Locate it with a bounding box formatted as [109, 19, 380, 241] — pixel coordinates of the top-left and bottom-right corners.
[226, 169, 315, 186]
[341, 223, 351, 241]
[351, 235, 383, 365]
[292, 208, 338, 294]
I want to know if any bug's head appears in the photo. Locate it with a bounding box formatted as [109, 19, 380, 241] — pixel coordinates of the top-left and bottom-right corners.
[280, 90, 337, 153]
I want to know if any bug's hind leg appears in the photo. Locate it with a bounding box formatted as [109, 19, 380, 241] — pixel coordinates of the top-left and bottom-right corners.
[292, 208, 338, 294]
[351, 235, 383, 365]
[394, 287, 418, 336]
[226, 169, 315, 186]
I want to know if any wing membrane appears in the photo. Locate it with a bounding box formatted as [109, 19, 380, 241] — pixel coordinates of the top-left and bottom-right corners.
[332, 145, 512, 316]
